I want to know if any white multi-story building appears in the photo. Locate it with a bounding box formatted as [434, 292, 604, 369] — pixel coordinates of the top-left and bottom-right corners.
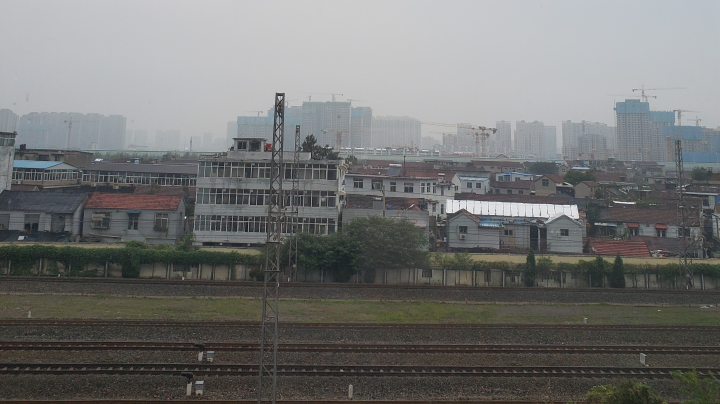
[493, 121, 512, 156]
[0, 131, 16, 193]
[193, 137, 345, 246]
[301, 101, 351, 148]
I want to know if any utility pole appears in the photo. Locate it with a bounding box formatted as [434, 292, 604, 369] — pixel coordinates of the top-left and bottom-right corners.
[675, 139, 692, 289]
[288, 125, 300, 282]
[258, 92, 284, 404]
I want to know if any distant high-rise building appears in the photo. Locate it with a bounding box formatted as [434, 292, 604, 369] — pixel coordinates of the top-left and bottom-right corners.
[562, 121, 615, 159]
[420, 136, 438, 150]
[371, 116, 421, 149]
[0, 109, 19, 132]
[301, 101, 351, 148]
[226, 121, 238, 146]
[16, 112, 125, 150]
[493, 121, 512, 156]
[615, 99, 674, 162]
[350, 107, 372, 148]
[514, 121, 556, 159]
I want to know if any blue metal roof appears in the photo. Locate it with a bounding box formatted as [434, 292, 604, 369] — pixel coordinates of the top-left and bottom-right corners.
[459, 176, 489, 181]
[13, 161, 63, 169]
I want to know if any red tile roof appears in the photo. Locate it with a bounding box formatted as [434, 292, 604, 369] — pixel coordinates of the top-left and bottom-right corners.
[588, 238, 651, 257]
[86, 193, 182, 210]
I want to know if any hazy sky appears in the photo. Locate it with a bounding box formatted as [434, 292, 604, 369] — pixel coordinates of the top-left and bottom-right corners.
[2, 0, 718, 143]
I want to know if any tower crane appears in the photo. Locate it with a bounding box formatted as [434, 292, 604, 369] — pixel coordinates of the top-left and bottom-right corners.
[631, 85, 684, 102]
[63, 117, 87, 149]
[246, 110, 265, 117]
[304, 93, 345, 102]
[689, 116, 702, 127]
[666, 109, 700, 159]
[422, 121, 496, 157]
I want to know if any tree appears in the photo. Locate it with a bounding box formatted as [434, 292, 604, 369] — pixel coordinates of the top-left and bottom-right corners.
[282, 232, 360, 283]
[564, 170, 597, 185]
[524, 249, 536, 287]
[450, 252, 473, 271]
[343, 216, 428, 279]
[301, 134, 340, 160]
[610, 253, 626, 288]
[585, 380, 664, 404]
[346, 155, 359, 165]
[673, 369, 720, 404]
[590, 255, 606, 287]
[528, 161, 557, 175]
[691, 167, 713, 182]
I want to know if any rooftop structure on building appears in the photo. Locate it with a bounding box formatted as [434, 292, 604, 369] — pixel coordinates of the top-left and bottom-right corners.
[81, 161, 197, 188]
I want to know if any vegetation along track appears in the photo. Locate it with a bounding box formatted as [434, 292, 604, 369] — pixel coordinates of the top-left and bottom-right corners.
[3, 341, 720, 355]
[2, 363, 718, 378]
[3, 319, 720, 331]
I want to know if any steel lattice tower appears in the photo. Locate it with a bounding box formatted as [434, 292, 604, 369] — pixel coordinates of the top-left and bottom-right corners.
[288, 125, 301, 282]
[258, 92, 284, 404]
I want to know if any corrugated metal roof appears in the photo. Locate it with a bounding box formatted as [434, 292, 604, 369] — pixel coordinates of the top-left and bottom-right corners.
[13, 161, 63, 169]
[447, 200, 579, 220]
[459, 176, 489, 181]
[0, 191, 87, 213]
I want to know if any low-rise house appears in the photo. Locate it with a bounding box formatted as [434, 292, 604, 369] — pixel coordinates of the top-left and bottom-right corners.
[0, 191, 86, 236]
[12, 161, 81, 190]
[458, 176, 490, 194]
[491, 180, 533, 195]
[495, 171, 535, 182]
[14, 146, 94, 168]
[83, 193, 185, 244]
[446, 200, 584, 254]
[533, 174, 573, 197]
[574, 181, 599, 199]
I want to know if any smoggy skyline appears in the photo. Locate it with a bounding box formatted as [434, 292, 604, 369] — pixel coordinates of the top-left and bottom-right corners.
[2, 0, 718, 143]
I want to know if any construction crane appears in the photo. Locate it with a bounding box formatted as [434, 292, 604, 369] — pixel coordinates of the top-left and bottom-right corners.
[666, 109, 700, 159]
[63, 117, 86, 149]
[304, 93, 345, 102]
[422, 121, 496, 157]
[689, 116, 702, 127]
[631, 85, 684, 102]
[246, 110, 265, 117]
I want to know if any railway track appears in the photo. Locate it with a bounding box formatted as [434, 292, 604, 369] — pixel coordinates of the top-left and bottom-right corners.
[2, 319, 719, 331]
[1, 363, 717, 378]
[3, 276, 719, 295]
[3, 341, 719, 355]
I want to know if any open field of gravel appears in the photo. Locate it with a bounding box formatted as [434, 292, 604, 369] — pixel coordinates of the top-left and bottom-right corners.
[2, 277, 720, 306]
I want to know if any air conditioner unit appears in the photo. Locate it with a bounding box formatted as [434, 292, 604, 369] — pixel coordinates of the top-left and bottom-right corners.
[460, 234, 466, 240]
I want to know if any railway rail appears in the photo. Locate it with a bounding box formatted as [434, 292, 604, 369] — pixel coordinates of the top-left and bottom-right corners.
[2, 363, 717, 378]
[0, 401, 572, 404]
[2, 276, 719, 295]
[2, 319, 719, 331]
[3, 341, 719, 355]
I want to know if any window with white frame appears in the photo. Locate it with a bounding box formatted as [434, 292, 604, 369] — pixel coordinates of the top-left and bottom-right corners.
[353, 178, 364, 188]
[91, 212, 111, 229]
[371, 179, 382, 190]
[504, 229, 513, 236]
[390, 182, 396, 192]
[404, 182, 414, 193]
[459, 225, 468, 234]
[154, 213, 169, 231]
[560, 229, 569, 236]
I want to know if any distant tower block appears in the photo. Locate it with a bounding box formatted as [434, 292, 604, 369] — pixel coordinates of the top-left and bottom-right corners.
[0, 131, 17, 193]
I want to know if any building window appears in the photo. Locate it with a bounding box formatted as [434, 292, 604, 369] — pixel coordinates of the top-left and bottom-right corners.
[504, 229, 513, 236]
[422, 269, 432, 278]
[466, 182, 472, 188]
[127, 213, 139, 230]
[560, 229, 569, 236]
[432, 183, 437, 193]
[371, 179, 382, 190]
[656, 229, 666, 237]
[494, 189, 500, 194]
[459, 226, 468, 234]
[404, 183, 414, 193]
[440, 204, 445, 215]
[542, 179, 549, 187]
[353, 178, 364, 188]
[507, 189, 512, 194]
[432, 204, 436, 213]
[629, 227, 639, 236]
[518, 190, 524, 195]
[154, 213, 169, 231]
[678, 228, 691, 237]
[476, 182, 482, 188]
[91, 212, 111, 229]
[390, 182, 396, 192]
[703, 199, 710, 207]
